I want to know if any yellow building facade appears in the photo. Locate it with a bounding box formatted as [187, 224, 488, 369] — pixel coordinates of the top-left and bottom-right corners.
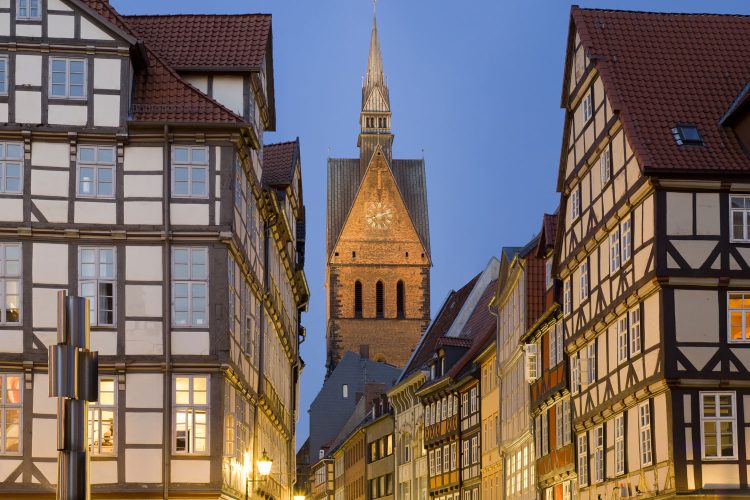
[478, 341, 501, 500]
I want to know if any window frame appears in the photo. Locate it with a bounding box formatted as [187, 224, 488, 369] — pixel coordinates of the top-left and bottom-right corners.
[617, 316, 628, 364]
[614, 414, 625, 475]
[620, 217, 632, 263]
[577, 433, 588, 487]
[77, 145, 116, 199]
[586, 342, 596, 384]
[579, 261, 589, 301]
[582, 91, 593, 123]
[593, 426, 604, 483]
[600, 144, 611, 186]
[88, 376, 117, 456]
[730, 195, 750, 243]
[17, 0, 41, 20]
[49, 57, 87, 100]
[0, 142, 23, 195]
[0, 372, 22, 455]
[173, 374, 210, 455]
[0, 57, 8, 97]
[638, 402, 653, 466]
[570, 184, 581, 221]
[728, 292, 750, 343]
[629, 306, 642, 355]
[78, 246, 116, 327]
[609, 228, 621, 273]
[171, 146, 209, 199]
[0, 243, 22, 326]
[171, 247, 209, 328]
[700, 391, 738, 460]
[563, 279, 572, 316]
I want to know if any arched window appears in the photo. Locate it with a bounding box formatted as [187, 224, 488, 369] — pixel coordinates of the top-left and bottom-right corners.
[396, 280, 405, 318]
[376, 281, 384, 318]
[354, 281, 363, 318]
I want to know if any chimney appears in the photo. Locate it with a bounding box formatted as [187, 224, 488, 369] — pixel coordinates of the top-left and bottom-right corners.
[359, 344, 370, 360]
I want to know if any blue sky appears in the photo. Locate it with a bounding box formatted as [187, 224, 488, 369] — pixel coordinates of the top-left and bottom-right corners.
[112, 0, 750, 447]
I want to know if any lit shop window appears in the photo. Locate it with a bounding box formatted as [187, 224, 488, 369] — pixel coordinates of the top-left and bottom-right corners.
[0, 373, 21, 455]
[174, 375, 209, 454]
[88, 377, 116, 455]
[0, 244, 21, 325]
[729, 293, 750, 343]
[701, 392, 737, 460]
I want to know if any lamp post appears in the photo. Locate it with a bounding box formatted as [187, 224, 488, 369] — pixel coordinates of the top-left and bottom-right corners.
[245, 449, 273, 500]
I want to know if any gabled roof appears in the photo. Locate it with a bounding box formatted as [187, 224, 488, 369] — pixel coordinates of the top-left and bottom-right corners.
[536, 212, 559, 259]
[569, 7, 750, 175]
[263, 139, 299, 187]
[327, 157, 430, 257]
[125, 14, 272, 70]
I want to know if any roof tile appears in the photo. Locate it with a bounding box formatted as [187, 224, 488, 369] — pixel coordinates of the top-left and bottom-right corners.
[263, 140, 298, 186]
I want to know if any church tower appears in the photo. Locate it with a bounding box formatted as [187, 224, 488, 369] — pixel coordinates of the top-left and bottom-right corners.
[326, 9, 431, 376]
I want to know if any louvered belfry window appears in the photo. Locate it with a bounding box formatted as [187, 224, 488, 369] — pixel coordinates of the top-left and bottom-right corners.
[376, 281, 384, 318]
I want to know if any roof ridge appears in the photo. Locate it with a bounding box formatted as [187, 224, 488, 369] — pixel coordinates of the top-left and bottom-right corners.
[265, 140, 299, 147]
[574, 6, 750, 18]
[125, 13, 271, 18]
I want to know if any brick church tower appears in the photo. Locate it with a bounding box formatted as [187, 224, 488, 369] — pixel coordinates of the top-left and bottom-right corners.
[326, 10, 431, 376]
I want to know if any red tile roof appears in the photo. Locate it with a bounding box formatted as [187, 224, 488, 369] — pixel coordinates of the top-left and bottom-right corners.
[571, 7, 750, 174]
[263, 140, 299, 187]
[125, 14, 272, 70]
[536, 212, 558, 259]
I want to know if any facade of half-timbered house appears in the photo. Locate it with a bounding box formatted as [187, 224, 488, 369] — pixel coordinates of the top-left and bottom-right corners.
[477, 340, 500, 500]
[0, 1, 307, 498]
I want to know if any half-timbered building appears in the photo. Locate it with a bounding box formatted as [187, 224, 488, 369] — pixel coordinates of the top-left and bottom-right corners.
[0, 1, 308, 498]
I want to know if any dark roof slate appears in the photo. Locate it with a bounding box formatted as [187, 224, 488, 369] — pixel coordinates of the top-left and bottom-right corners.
[263, 140, 298, 187]
[571, 7, 750, 174]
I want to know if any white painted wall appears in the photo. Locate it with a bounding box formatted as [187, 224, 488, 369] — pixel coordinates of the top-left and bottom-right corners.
[33, 199, 67, 223]
[212, 75, 245, 116]
[125, 246, 162, 281]
[125, 284, 162, 317]
[125, 449, 162, 483]
[32, 288, 64, 328]
[125, 373, 163, 408]
[125, 321, 163, 355]
[32, 243, 68, 284]
[171, 331, 210, 355]
[48, 104, 87, 126]
[171, 203, 209, 225]
[0, 198, 22, 221]
[124, 174, 162, 198]
[16, 24, 42, 37]
[94, 58, 121, 90]
[94, 94, 120, 127]
[32, 142, 69, 168]
[16, 91, 41, 123]
[80, 17, 113, 41]
[183, 74, 209, 94]
[16, 54, 42, 86]
[125, 412, 163, 444]
[74, 201, 116, 224]
[48, 0, 72, 11]
[47, 14, 74, 38]
[124, 146, 162, 171]
[124, 201, 162, 225]
[171, 460, 210, 484]
[31, 169, 68, 197]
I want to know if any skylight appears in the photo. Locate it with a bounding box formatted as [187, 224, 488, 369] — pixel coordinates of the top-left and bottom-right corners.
[672, 125, 703, 146]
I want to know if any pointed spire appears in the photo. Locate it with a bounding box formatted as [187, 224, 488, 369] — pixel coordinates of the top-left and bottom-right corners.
[365, 2, 385, 90]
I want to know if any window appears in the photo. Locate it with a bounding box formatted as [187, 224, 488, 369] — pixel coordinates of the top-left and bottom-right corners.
[593, 426, 604, 483]
[435, 447, 442, 474]
[570, 184, 581, 221]
[621, 218, 632, 263]
[0, 58, 7, 95]
[586, 342, 596, 384]
[78, 146, 115, 198]
[172, 146, 209, 198]
[425, 405, 431, 426]
[638, 402, 652, 466]
[617, 316, 628, 364]
[549, 330, 557, 370]
[428, 450, 435, 477]
[672, 124, 702, 146]
[451, 442, 457, 470]
[442, 397, 448, 420]
[579, 262, 589, 301]
[0, 373, 21, 455]
[396, 280, 405, 318]
[555, 322, 564, 365]
[375, 280, 384, 319]
[701, 392, 737, 459]
[545, 258, 553, 289]
[630, 307, 642, 355]
[609, 228, 621, 273]
[443, 444, 449, 472]
[354, 281, 363, 318]
[462, 439, 469, 469]
[0, 142, 22, 194]
[50, 58, 86, 99]
[172, 248, 208, 327]
[79, 247, 115, 326]
[582, 91, 593, 123]
[0, 244, 21, 325]
[577, 433, 588, 487]
[17, 0, 40, 19]
[563, 481, 572, 500]
[556, 402, 564, 449]
[571, 357, 580, 394]
[471, 435, 479, 464]
[729, 293, 750, 343]
[525, 343, 538, 382]
[342, 384, 348, 399]
[731, 195, 750, 242]
[564, 279, 572, 316]
[563, 399, 571, 445]
[470, 387, 478, 414]
[600, 145, 611, 186]
[614, 414, 625, 475]
[88, 377, 116, 456]
[174, 375, 209, 454]
[541, 411, 548, 455]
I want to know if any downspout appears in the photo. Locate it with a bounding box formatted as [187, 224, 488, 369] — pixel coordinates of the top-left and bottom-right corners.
[162, 124, 172, 500]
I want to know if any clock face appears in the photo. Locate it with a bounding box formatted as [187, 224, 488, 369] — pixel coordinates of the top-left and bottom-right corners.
[366, 200, 394, 229]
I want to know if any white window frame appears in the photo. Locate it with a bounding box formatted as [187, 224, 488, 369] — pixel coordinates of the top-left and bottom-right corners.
[571, 356, 580, 394]
[435, 447, 442, 475]
[450, 441, 457, 470]
[609, 228, 621, 273]
[600, 145, 611, 186]
[0, 373, 22, 455]
[563, 481, 572, 500]
[172, 146, 209, 199]
[428, 450, 435, 477]
[730, 195, 750, 242]
[173, 375, 210, 455]
[0, 243, 21, 326]
[541, 411, 548, 456]
[342, 384, 348, 399]
[525, 343, 538, 382]
[586, 342, 596, 384]
[555, 402, 564, 449]
[700, 391, 737, 460]
[49, 58, 87, 99]
[77, 145, 116, 199]
[88, 376, 117, 456]
[630, 307, 642, 355]
[621, 218, 632, 263]
[570, 184, 581, 221]
[582, 91, 593, 123]
[577, 433, 588, 487]
[579, 261, 589, 301]
[0, 142, 23, 195]
[728, 292, 750, 343]
[593, 426, 604, 483]
[617, 316, 628, 364]
[0, 58, 8, 97]
[78, 247, 116, 328]
[564, 279, 572, 316]
[471, 435, 479, 464]
[555, 322, 564, 365]
[545, 258, 553, 290]
[17, 0, 40, 20]
[549, 328, 557, 369]
[563, 399, 571, 445]
[614, 414, 625, 475]
[638, 402, 653, 466]
[171, 247, 209, 328]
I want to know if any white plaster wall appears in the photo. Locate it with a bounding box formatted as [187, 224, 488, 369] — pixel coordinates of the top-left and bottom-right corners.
[48, 104, 87, 126]
[125, 373, 163, 408]
[80, 17, 113, 41]
[93, 94, 120, 127]
[124, 174, 162, 198]
[182, 74, 208, 94]
[0, 198, 22, 221]
[31, 169, 68, 197]
[124, 146, 162, 171]
[48, 0, 72, 11]
[35, 462, 56, 484]
[171, 331, 210, 355]
[171, 460, 210, 484]
[125, 284, 162, 317]
[212, 75, 244, 116]
[94, 58, 121, 90]
[125, 449, 162, 483]
[35, 330, 57, 348]
[16, 90, 41, 123]
[91, 330, 117, 355]
[0, 459, 21, 482]
[33, 288, 65, 328]
[32, 243, 68, 284]
[16, 24, 41, 37]
[0, 102, 8, 122]
[696, 193, 720, 236]
[15, 54, 42, 86]
[666, 192, 693, 236]
[674, 289, 719, 343]
[125, 412, 163, 444]
[32, 142, 69, 168]
[703, 464, 740, 489]
[33, 199, 68, 223]
[33, 374, 56, 414]
[32, 418, 57, 458]
[125, 321, 163, 355]
[0, 13, 9, 36]
[0, 330, 22, 353]
[75, 201, 115, 224]
[91, 461, 118, 484]
[47, 14, 74, 38]
[124, 201, 162, 225]
[125, 246, 162, 281]
[171, 203, 209, 225]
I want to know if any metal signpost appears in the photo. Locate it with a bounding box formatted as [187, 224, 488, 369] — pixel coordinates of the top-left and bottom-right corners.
[49, 291, 99, 500]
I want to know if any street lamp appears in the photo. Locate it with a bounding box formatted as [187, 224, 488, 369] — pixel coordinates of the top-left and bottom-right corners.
[245, 449, 273, 500]
[293, 494, 306, 500]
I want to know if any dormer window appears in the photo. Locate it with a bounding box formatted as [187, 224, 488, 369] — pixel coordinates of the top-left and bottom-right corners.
[18, 0, 40, 20]
[672, 125, 703, 146]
